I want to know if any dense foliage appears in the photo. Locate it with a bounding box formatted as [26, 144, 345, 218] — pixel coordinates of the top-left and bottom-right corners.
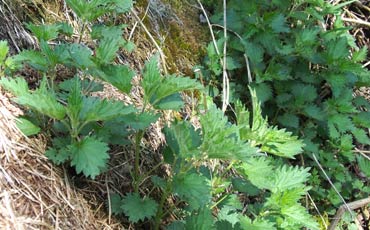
[0, 0, 368, 229]
[201, 0, 370, 222]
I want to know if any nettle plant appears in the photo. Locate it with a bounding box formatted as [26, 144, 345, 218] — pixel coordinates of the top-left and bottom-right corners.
[0, 0, 319, 229]
[203, 0, 370, 215]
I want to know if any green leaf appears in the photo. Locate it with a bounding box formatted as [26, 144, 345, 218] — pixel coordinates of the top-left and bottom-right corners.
[45, 148, 71, 165]
[303, 104, 324, 120]
[12, 50, 49, 71]
[80, 97, 135, 123]
[237, 89, 304, 158]
[0, 77, 29, 97]
[109, 0, 133, 13]
[173, 173, 211, 210]
[121, 192, 158, 223]
[272, 165, 311, 192]
[250, 82, 273, 104]
[122, 112, 159, 131]
[184, 207, 214, 230]
[69, 136, 109, 178]
[99, 64, 134, 93]
[96, 37, 124, 64]
[239, 216, 276, 230]
[164, 121, 201, 159]
[16, 92, 66, 120]
[352, 128, 370, 145]
[200, 105, 259, 161]
[356, 155, 370, 178]
[291, 83, 317, 104]
[0, 40, 9, 63]
[270, 14, 290, 33]
[352, 46, 368, 63]
[277, 113, 299, 129]
[16, 117, 41, 136]
[66, 0, 106, 22]
[327, 37, 349, 61]
[142, 56, 202, 107]
[232, 177, 260, 196]
[238, 157, 274, 190]
[109, 193, 124, 215]
[26, 23, 61, 41]
[280, 204, 319, 230]
[154, 93, 185, 110]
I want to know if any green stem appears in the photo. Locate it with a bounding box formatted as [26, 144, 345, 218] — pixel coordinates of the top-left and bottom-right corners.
[153, 182, 171, 230]
[134, 130, 144, 193]
[78, 23, 86, 44]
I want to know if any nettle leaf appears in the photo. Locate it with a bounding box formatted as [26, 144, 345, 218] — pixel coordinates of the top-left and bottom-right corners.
[270, 13, 290, 33]
[173, 173, 211, 210]
[250, 82, 273, 104]
[91, 24, 125, 40]
[326, 36, 349, 61]
[164, 121, 201, 159]
[109, 193, 124, 215]
[96, 37, 124, 64]
[99, 64, 134, 93]
[185, 207, 214, 230]
[291, 83, 317, 105]
[69, 136, 109, 178]
[277, 113, 299, 129]
[142, 56, 202, 109]
[303, 104, 324, 120]
[109, 0, 133, 13]
[12, 50, 49, 72]
[352, 46, 368, 63]
[0, 77, 29, 97]
[16, 117, 41, 136]
[65, 43, 95, 69]
[265, 187, 306, 208]
[122, 112, 159, 130]
[0, 40, 9, 63]
[16, 91, 66, 120]
[327, 113, 355, 139]
[200, 105, 259, 161]
[26, 23, 60, 41]
[45, 146, 72, 165]
[238, 157, 310, 192]
[356, 155, 370, 178]
[121, 192, 158, 223]
[280, 204, 319, 230]
[272, 165, 311, 192]
[237, 89, 304, 158]
[239, 216, 276, 230]
[352, 128, 370, 145]
[155, 93, 184, 111]
[66, 0, 106, 22]
[80, 97, 135, 123]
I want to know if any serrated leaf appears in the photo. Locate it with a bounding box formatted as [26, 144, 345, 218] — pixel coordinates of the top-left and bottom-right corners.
[109, 0, 133, 13]
[291, 83, 317, 104]
[98, 64, 134, 93]
[16, 117, 40, 136]
[303, 104, 324, 120]
[270, 13, 290, 33]
[12, 50, 49, 72]
[109, 193, 124, 215]
[0, 77, 29, 97]
[272, 165, 311, 192]
[164, 121, 201, 159]
[250, 82, 273, 104]
[66, 0, 106, 22]
[352, 46, 368, 63]
[200, 105, 259, 161]
[16, 92, 66, 120]
[237, 89, 304, 158]
[280, 204, 319, 230]
[239, 216, 276, 230]
[327, 37, 349, 61]
[121, 192, 158, 223]
[96, 37, 124, 64]
[80, 97, 135, 123]
[232, 177, 260, 196]
[122, 112, 159, 130]
[173, 173, 211, 210]
[356, 155, 370, 178]
[26, 23, 60, 41]
[69, 136, 109, 178]
[155, 93, 184, 110]
[238, 157, 274, 190]
[151, 175, 166, 189]
[0, 40, 9, 63]
[277, 113, 300, 129]
[265, 187, 307, 208]
[45, 146, 72, 165]
[217, 206, 240, 227]
[352, 128, 370, 145]
[142, 56, 202, 107]
[184, 207, 214, 230]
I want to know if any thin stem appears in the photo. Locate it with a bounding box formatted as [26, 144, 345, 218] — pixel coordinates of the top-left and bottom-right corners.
[153, 182, 171, 230]
[78, 23, 86, 44]
[134, 130, 144, 193]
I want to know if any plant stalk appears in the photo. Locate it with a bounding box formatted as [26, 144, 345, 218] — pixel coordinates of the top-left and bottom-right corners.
[134, 130, 144, 193]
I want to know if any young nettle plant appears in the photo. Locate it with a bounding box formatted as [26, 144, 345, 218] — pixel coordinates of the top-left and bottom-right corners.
[112, 88, 318, 229]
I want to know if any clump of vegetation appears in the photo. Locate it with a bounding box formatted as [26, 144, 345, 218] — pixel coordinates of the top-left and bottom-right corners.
[4, 0, 369, 228]
[201, 0, 370, 227]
